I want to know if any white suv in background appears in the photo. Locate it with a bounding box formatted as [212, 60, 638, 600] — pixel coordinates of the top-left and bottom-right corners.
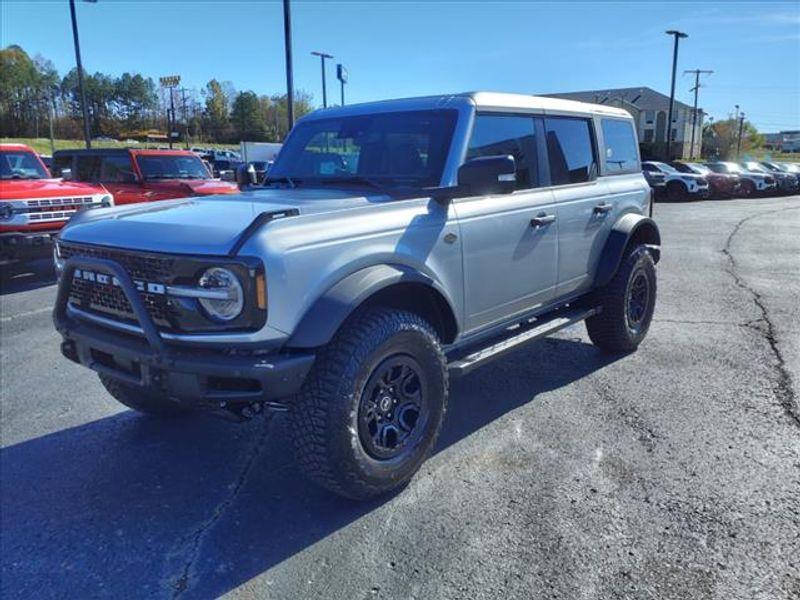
[705, 162, 777, 197]
[642, 161, 710, 201]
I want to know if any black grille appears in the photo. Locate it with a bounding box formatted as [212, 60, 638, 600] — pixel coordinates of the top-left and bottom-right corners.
[61, 243, 178, 330]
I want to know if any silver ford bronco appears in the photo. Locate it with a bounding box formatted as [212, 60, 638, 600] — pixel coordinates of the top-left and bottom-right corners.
[54, 92, 660, 499]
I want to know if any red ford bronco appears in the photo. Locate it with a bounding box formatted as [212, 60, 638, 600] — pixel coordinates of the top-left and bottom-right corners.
[52, 148, 239, 205]
[1, 143, 112, 265]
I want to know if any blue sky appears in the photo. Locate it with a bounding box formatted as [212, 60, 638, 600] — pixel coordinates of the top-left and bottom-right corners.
[2, 0, 799, 132]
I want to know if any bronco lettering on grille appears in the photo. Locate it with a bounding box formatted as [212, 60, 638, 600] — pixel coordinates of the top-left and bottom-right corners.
[73, 269, 167, 295]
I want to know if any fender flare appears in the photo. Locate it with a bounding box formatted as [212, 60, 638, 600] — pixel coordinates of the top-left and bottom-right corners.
[594, 213, 661, 288]
[287, 264, 456, 348]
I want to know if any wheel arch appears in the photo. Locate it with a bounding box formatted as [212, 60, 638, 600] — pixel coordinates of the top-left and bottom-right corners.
[594, 213, 661, 288]
[287, 264, 459, 348]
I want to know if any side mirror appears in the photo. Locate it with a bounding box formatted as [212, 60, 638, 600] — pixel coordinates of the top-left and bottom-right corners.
[121, 172, 138, 184]
[220, 169, 236, 182]
[61, 167, 73, 180]
[457, 155, 516, 195]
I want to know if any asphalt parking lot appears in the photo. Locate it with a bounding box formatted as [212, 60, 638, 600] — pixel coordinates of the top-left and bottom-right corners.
[1, 195, 799, 600]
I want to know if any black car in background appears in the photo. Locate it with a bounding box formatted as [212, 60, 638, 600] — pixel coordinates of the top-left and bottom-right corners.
[642, 167, 666, 195]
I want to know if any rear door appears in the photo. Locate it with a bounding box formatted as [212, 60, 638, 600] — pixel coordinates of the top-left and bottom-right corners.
[545, 115, 613, 298]
[454, 112, 558, 333]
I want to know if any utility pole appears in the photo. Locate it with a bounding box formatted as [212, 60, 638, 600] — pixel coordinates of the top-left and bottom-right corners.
[312, 51, 334, 108]
[665, 30, 688, 160]
[47, 89, 56, 155]
[283, 0, 295, 132]
[684, 68, 713, 159]
[736, 112, 746, 159]
[69, 0, 95, 148]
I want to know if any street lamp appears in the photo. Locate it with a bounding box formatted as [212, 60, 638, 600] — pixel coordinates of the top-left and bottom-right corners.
[69, 0, 97, 149]
[336, 64, 348, 106]
[311, 51, 334, 108]
[283, 0, 294, 131]
[665, 30, 688, 160]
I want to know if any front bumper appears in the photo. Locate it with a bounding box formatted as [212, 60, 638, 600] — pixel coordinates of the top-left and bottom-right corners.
[0, 231, 56, 262]
[54, 256, 314, 418]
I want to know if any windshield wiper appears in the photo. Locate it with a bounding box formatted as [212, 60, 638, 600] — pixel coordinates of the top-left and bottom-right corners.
[263, 175, 298, 188]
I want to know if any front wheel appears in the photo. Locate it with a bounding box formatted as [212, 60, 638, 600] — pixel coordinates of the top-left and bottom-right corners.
[586, 245, 657, 353]
[289, 308, 448, 500]
[666, 181, 687, 202]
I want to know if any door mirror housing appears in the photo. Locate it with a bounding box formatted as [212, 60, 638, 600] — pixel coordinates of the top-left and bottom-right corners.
[60, 167, 73, 180]
[457, 155, 516, 195]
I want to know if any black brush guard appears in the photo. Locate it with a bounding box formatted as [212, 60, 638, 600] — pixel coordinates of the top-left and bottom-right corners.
[54, 256, 314, 417]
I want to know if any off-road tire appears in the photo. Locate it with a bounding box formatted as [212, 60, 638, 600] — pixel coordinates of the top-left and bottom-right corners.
[99, 374, 190, 416]
[586, 245, 657, 353]
[666, 181, 687, 202]
[289, 307, 448, 500]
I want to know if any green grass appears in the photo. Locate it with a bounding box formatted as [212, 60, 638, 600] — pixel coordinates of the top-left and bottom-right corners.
[1, 137, 239, 155]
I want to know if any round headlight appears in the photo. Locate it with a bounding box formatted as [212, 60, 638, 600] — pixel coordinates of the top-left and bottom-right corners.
[198, 267, 244, 321]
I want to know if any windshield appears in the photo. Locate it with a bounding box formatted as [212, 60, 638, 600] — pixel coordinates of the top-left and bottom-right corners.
[722, 163, 743, 173]
[742, 162, 767, 173]
[0, 150, 49, 180]
[653, 162, 678, 174]
[268, 109, 458, 189]
[137, 154, 211, 180]
[688, 163, 710, 174]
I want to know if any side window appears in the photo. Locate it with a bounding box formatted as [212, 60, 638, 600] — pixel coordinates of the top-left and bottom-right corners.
[76, 156, 102, 181]
[544, 117, 596, 185]
[53, 155, 72, 177]
[601, 119, 640, 174]
[101, 155, 136, 182]
[466, 114, 538, 189]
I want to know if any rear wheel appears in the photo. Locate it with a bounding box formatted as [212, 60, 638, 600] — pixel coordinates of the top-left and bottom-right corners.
[741, 180, 756, 197]
[99, 374, 190, 416]
[586, 245, 657, 353]
[289, 308, 448, 500]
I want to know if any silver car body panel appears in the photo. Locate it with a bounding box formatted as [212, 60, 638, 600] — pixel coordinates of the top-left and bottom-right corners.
[59, 92, 649, 346]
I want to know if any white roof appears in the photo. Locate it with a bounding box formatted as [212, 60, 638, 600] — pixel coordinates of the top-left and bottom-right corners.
[466, 91, 631, 117]
[305, 91, 632, 121]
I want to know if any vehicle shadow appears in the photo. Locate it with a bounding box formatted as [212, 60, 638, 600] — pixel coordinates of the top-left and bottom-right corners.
[0, 258, 56, 295]
[1, 336, 620, 599]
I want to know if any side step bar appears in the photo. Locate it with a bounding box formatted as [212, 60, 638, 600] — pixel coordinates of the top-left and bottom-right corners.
[448, 306, 600, 377]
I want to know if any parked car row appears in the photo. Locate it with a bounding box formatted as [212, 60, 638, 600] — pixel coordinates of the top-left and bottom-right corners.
[0, 144, 239, 267]
[642, 159, 799, 200]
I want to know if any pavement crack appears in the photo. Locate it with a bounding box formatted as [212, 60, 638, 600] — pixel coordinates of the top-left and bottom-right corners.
[170, 414, 273, 598]
[721, 207, 800, 429]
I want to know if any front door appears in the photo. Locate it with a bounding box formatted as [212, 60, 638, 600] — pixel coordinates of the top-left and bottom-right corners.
[455, 113, 558, 333]
[99, 154, 144, 205]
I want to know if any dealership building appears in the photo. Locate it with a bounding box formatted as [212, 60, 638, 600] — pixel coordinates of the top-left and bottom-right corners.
[544, 87, 703, 160]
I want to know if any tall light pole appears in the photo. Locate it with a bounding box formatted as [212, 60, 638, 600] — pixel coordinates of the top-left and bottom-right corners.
[665, 30, 688, 160]
[283, 0, 294, 132]
[736, 112, 746, 159]
[69, 0, 96, 149]
[312, 51, 334, 108]
[684, 68, 713, 159]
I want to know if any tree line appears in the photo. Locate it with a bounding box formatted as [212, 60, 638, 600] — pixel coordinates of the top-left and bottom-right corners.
[0, 45, 313, 144]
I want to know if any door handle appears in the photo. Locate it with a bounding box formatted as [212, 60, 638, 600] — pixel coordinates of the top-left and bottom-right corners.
[594, 202, 613, 214]
[530, 214, 556, 228]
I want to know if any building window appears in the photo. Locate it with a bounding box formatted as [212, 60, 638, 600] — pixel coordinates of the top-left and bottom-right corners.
[644, 110, 655, 125]
[643, 129, 654, 143]
[670, 128, 677, 141]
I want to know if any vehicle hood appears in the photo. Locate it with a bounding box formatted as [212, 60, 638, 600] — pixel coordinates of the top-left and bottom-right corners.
[59, 186, 388, 255]
[147, 178, 239, 195]
[674, 173, 706, 181]
[0, 178, 106, 201]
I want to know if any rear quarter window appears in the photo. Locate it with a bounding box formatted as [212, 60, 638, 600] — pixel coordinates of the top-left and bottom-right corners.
[601, 119, 640, 174]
